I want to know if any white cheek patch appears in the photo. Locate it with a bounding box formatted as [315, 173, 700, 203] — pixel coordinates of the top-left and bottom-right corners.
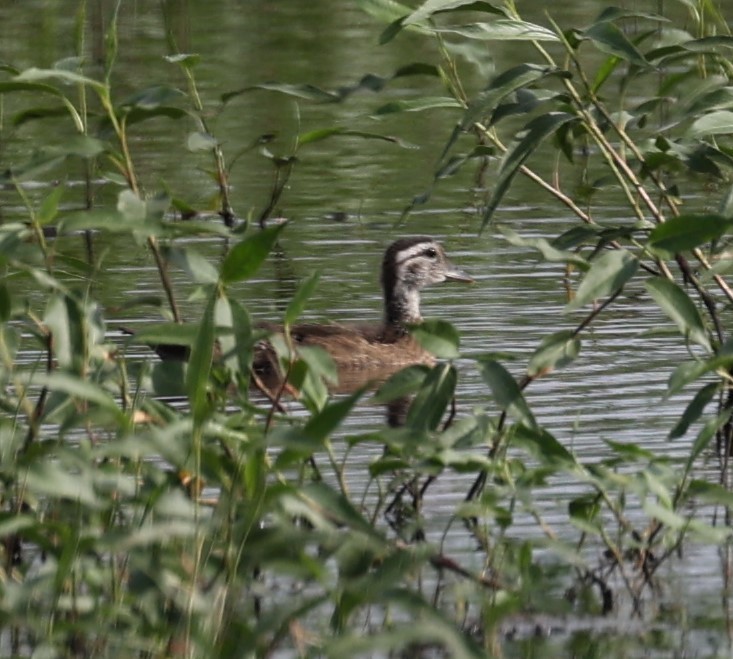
[394, 243, 431, 264]
[393, 242, 442, 271]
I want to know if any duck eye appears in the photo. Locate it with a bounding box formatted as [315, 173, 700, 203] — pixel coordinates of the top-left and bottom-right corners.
[424, 247, 437, 259]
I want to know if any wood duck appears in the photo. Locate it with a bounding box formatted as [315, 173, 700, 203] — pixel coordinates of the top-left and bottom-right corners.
[127, 236, 472, 375]
[255, 236, 472, 372]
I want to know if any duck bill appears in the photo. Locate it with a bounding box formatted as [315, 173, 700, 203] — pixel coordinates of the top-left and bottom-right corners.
[444, 263, 474, 284]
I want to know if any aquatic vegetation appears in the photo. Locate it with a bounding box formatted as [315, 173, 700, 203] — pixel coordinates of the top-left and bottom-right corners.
[1, 0, 733, 656]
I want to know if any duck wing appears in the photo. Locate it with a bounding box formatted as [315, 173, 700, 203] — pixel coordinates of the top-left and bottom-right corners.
[256, 322, 430, 369]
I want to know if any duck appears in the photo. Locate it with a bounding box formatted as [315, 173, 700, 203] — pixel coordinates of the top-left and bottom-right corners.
[255, 236, 472, 372]
[125, 236, 472, 380]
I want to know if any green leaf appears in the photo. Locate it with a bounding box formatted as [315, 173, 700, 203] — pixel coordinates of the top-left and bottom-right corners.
[103, 520, 199, 551]
[1, 151, 66, 183]
[292, 345, 338, 407]
[407, 362, 457, 431]
[117, 189, 146, 223]
[477, 359, 536, 428]
[666, 357, 731, 396]
[0, 135, 104, 181]
[298, 128, 415, 149]
[325, 589, 485, 659]
[150, 361, 188, 396]
[214, 295, 252, 380]
[164, 53, 201, 69]
[372, 0, 502, 42]
[372, 96, 463, 115]
[0, 224, 30, 262]
[58, 209, 132, 234]
[648, 214, 732, 255]
[224, 63, 439, 105]
[643, 501, 687, 530]
[645, 277, 711, 350]
[187, 131, 218, 152]
[688, 408, 731, 471]
[499, 225, 589, 267]
[411, 319, 460, 359]
[433, 20, 559, 42]
[38, 185, 65, 226]
[120, 84, 184, 109]
[568, 495, 601, 526]
[24, 459, 100, 508]
[355, 0, 414, 25]
[0, 80, 67, 98]
[123, 106, 188, 127]
[285, 271, 320, 327]
[229, 298, 254, 378]
[12, 105, 73, 127]
[669, 382, 718, 439]
[223, 82, 340, 104]
[187, 293, 216, 424]
[685, 86, 733, 116]
[583, 21, 650, 68]
[15, 67, 105, 92]
[461, 64, 565, 130]
[688, 110, 733, 138]
[30, 372, 124, 423]
[527, 330, 581, 377]
[590, 53, 622, 95]
[298, 482, 383, 538]
[679, 36, 733, 53]
[719, 183, 733, 218]
[163, 246, 219, 285]
[0, 514, 36, 538]
[687, 479, 733, 508]
[303, 389, 364, 443]
[127, 322, 199, 351]
[605, 439, 655, 461]
[513, 424, 575, 465]
[594, 7, 667, 23]
[219, 223, 285, 284]
[47, 134, 106, 159]
[566, 249, 638, 311]
[402, 0, 504, 25]
[43, 293, 84, 371]
[373, 365, 430, 403]
[481, 113, 577, 232]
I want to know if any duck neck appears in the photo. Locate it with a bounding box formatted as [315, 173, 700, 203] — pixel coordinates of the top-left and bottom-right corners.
[384, 283, 421, 328]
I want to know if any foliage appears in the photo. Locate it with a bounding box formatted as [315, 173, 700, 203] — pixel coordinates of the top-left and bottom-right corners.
[2, 0, 733, 657]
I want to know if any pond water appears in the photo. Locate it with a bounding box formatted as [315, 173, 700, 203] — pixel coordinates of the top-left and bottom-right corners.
[3, 0, 733, 655]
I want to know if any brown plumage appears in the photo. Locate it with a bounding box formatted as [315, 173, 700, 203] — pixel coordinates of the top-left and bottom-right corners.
[254, 236, 472, 373]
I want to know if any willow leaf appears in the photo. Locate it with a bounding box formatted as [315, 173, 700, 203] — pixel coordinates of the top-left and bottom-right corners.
[566, 249, 638, 311]
[434, 20, 559, 42]
[478, 359, 536, 429]
[583, 21, 650, 67]
[645, 277, 711, 350]
[187, 294, 216, 425]
[669, 382, 718, 439]
[648, 214, 731, 255]
[219, 223, 285, 284]
[403, 0, 504, 24]
[528, 330, 581, 377]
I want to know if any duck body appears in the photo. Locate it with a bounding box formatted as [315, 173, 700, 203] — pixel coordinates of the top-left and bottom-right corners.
[253, 236, 472, 376]
[255, 320, 430, 371]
